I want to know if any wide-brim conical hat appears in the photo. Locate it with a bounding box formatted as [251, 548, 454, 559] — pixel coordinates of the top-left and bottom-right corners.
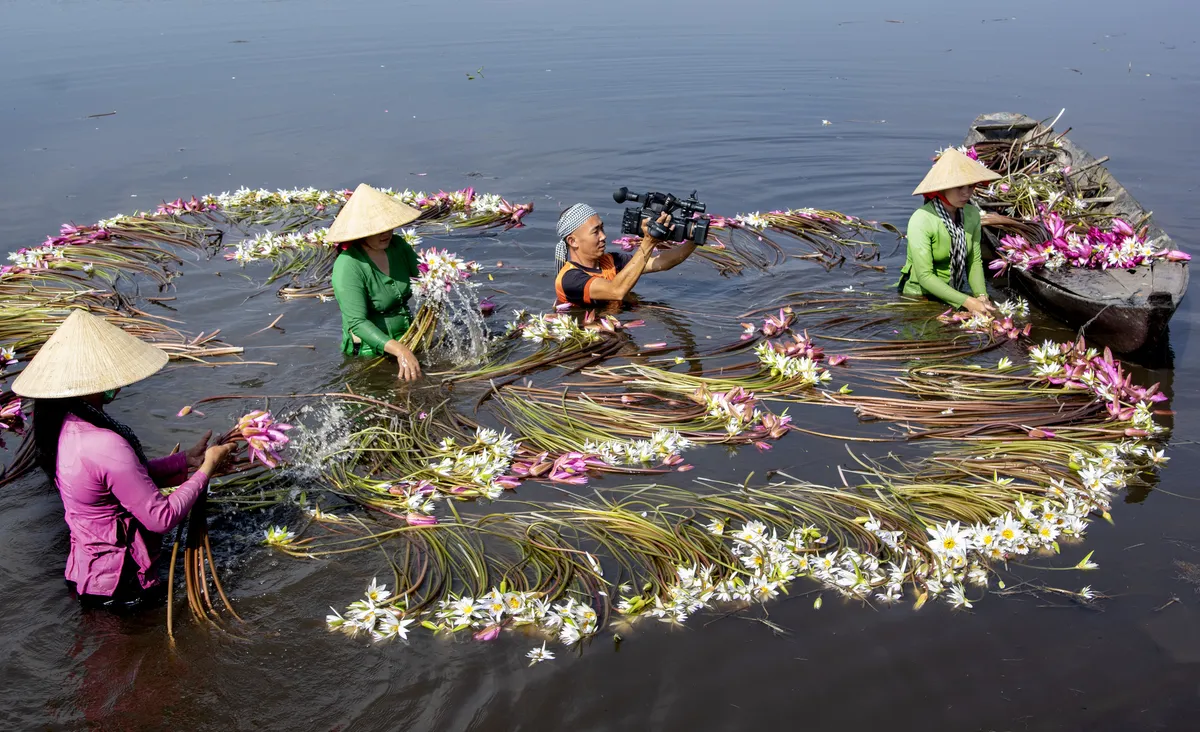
[912, 147, 1002, 195]
[11, 310, 169, 399]
[326, 184, 422, 243]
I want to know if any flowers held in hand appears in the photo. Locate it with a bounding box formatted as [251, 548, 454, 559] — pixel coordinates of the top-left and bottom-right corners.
[233, 410, 293, 468]
[412, 247, 481, 305]
[263, 525, 297, 547]
[939, 297, 1031, 341]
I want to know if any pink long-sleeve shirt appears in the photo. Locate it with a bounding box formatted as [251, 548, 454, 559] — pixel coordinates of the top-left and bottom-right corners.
[55, 413, 209, 596]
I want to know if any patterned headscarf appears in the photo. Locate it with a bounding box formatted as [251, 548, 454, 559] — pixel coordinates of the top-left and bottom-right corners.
[554, 204, 599, 269]
[930, 197, 968, 293]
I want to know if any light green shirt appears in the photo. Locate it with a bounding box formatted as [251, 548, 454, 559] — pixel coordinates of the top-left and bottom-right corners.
[898, 202, 987, 308]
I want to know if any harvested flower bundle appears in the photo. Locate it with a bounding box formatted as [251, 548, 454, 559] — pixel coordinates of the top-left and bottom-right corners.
[168, 410, 292, 639]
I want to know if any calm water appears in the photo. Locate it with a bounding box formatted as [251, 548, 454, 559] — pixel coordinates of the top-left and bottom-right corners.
[3, 0, 1200, 729]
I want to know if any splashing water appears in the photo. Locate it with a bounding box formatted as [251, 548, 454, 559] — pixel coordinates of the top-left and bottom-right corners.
[430, 283, 490, 364]
[284, 400, 356, 483]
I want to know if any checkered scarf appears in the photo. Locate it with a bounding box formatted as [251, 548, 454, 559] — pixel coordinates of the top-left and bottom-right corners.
[554, 204, 598, 269]
[931, 198, 968, 293]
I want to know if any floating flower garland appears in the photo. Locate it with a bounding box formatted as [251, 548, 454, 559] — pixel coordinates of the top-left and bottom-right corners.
[318, 422, 1161, 659]
[583, 429, 692, 467]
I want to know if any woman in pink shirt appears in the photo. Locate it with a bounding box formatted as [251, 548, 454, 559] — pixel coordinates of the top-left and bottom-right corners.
[13, 310, 235, 611]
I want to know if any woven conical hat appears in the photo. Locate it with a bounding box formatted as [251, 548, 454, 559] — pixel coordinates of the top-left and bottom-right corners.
[12, 310, 169, 399]
[326, 184, 422, 243]
[912, 147, 1002, 195]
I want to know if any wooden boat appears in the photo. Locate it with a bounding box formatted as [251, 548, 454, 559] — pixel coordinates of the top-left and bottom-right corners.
[963, 112, 1188, 354]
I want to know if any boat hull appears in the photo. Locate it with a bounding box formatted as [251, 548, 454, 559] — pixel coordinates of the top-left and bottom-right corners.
[966, 112, 1188, 354]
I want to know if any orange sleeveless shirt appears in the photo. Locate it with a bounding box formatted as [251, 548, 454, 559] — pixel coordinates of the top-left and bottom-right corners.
[554, 253, 620, 305]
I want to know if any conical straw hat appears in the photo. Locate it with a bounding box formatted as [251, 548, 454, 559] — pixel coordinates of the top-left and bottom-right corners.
[912, 147, 1002, 195]
[12, 310, 169, 399]
[326, 184, 422, 243]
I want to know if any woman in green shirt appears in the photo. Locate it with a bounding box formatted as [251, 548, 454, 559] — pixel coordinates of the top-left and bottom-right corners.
[328, 183, 425, 381]
[898, 147, 1002, 317]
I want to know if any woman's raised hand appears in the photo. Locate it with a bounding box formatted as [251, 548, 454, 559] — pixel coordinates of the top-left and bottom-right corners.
[201, 443, 237, 476]
[185, 430, 213, 469]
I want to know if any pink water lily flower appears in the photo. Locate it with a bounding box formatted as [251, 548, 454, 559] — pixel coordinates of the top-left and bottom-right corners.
[1, 397, 23, 429]
[549, 452, 591, 484]
[406, 512, 438, 526]
[473, 624, 502, 641]
[234, 409, 292, 468]
[493, 475, 522, 490]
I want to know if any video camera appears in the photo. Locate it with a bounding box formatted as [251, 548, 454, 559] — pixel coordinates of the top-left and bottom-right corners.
[613, 187, 710, 245]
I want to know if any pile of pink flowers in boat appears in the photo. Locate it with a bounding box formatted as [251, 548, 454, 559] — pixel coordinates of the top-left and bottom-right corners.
[991, 211, 1190, 275]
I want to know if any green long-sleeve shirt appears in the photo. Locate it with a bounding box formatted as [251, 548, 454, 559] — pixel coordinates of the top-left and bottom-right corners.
[331, 235, 419, 357]
[898, 202, 987, 308]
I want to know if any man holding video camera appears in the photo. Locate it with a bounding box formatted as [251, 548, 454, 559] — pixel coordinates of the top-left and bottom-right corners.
[553, 191, 705, 306]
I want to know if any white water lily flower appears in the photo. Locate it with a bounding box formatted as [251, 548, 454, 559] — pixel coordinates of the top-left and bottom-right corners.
[527, 642, 555, 665]
[263, 525, 296, 546]
[326, 607, 347, 631]
[373, 611, 415, 642]
[946, 584, 973, 609]
[365, 577, 392, 604]
[926, 522, 970, 559]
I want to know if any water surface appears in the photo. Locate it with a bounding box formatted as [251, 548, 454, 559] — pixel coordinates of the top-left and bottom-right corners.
[3, 1, 1200, 729]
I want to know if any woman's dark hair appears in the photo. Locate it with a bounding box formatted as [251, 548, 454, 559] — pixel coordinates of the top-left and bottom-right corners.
[33, 398, 149, 482]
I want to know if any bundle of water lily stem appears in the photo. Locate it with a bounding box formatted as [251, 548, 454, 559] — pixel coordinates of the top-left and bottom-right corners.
[0, 179, 1174, 668]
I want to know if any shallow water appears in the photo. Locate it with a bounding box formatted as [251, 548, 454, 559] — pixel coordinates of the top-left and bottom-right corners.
[3, 0, 1200, 729]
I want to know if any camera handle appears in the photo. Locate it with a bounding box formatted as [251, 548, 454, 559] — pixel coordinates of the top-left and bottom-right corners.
[646, 218, 672, 240]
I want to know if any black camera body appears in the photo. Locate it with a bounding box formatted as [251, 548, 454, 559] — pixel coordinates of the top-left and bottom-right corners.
[613, 187, 710, 244]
